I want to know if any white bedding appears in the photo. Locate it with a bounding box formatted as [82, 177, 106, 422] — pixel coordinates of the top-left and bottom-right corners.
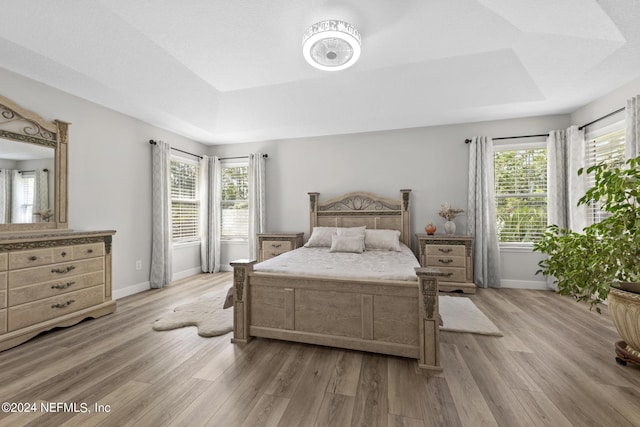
[254, 243, 420, 281]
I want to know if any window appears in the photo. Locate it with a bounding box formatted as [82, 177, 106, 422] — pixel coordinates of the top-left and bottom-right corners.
[221, 163, 248, 240]
[14, 171, 35, 223]
[170, 158, 199, 243]
[584, 121, 626, 225]
[494, 143, 547, 244]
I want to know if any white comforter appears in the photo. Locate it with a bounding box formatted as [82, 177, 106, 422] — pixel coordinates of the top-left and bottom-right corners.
[254, 243, 420, 282]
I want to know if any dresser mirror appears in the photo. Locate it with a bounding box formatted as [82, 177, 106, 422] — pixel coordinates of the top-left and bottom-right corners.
[0, 95, 68, 232]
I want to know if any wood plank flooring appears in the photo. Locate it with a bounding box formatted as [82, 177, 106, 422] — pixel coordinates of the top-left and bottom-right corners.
[0, 272, 638, 426]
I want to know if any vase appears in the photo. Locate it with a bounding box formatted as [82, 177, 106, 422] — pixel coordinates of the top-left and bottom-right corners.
[444, 220, 456, 236]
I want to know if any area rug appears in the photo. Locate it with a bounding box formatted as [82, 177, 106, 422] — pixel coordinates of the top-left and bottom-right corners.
[439, 295, 503, 336]
[152, 289, 233, 337]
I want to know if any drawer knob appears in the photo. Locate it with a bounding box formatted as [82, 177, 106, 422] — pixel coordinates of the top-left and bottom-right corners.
[444, 272, 454, 277]
[438, 259, 453, 264]
[29, 256, 37, 261]
[61, 252, 67, 257]
[438, 248, 453, 254]
[51, 281, 75, 290]
[51, 299, 75, 309]
[87, 249, 94, 253]
[51, 265, 76, 274]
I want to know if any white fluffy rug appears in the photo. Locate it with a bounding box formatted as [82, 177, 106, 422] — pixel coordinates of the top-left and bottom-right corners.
[152, 290, 233, 337]
[439, 295, 503, 336]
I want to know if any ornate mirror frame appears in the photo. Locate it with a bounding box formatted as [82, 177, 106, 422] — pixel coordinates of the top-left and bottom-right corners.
[0, 94, 68, 232]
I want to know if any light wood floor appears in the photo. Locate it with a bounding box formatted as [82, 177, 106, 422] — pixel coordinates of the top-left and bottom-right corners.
[0, 273, 639, 427]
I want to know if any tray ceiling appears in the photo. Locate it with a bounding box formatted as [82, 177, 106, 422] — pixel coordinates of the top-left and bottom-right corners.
[1, 0, 638, 144]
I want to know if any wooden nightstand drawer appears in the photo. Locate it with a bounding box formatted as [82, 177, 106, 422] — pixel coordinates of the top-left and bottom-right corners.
[426, 255, 466, 268]
[8, 285, 104, 331]
[257, 233, 304, 263]
[261, 240, 292, 253]
[0, 291, 5, 310]
[0, 309, 5, 333]
[0, 253, 7, 272]
[425, 245, 466, 257]
[435, 267, 467, 283]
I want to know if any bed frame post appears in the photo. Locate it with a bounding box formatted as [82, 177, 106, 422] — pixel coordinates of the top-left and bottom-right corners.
[400, 189, 411, 247]
[415, 267, 445, 371]
[230, 259, 256, 344]
[308, 192, 319, 235]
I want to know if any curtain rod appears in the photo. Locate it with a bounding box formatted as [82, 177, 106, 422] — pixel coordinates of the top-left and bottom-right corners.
[219, 154, 269, 160]
[464, 134, 549, 144]
[148, 140, 203, 159]
[0, 169, 49, 173]
[578, 107, 625, 131]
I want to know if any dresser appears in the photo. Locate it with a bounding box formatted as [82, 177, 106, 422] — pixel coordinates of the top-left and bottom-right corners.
[0, 230, 116, 351]
[257, 233, 304, 262]
[416, 234, 475, 294]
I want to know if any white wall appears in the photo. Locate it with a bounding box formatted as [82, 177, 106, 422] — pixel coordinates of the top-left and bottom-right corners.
[0, 67, 208, 298]
[572, 75, 640, 127]
[211, 114, 570, 286]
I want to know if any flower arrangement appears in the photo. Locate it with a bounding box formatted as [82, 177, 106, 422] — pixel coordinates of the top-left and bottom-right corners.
[438, 203, 464, 221]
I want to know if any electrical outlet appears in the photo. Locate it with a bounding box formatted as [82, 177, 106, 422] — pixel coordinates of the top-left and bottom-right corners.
[135, 260, 142, 270]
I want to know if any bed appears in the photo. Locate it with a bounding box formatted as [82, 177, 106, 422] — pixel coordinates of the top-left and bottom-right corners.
[230, 190, 446, 370]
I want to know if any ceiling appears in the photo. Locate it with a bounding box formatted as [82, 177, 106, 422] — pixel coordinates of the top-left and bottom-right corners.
[1, 0, 639, 145]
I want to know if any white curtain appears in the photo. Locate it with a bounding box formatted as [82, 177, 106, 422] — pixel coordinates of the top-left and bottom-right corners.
[150, 140, 173, 288]
[33, 169, 49, 221]
[12, 170, 28, 223]
[248, 153, 266, 261]
[546, 126, 588, 232]
[200, 155, 221, 273]
[626, 95, 640, 159]
[467, 136, 501, 288]
[0, 170, 12, 223]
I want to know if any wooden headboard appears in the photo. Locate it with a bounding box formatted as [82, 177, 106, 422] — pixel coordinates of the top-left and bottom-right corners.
[308, 189, 412, 247]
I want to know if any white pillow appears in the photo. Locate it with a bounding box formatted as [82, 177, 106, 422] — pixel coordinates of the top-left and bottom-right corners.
[364, 229, 401, 251]
[304, 227, 337, 247]
[329, 234, 365, 254]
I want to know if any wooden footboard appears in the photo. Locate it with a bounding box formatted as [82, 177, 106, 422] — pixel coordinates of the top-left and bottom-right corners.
[231, 260, 444, 371]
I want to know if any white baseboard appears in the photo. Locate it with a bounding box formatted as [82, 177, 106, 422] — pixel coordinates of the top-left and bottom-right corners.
[113, 281, 150, 300]
[500, 279, 548, 290]
[172, 267, 203, 281]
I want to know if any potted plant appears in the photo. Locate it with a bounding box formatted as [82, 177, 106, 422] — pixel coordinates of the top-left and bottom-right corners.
[534, 154, 640, 365]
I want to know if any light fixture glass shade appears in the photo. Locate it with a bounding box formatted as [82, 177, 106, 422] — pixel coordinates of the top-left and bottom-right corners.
[302, 20, 361, 71]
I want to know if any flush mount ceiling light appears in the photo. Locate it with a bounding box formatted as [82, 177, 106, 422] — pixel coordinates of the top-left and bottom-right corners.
[302, 20, 361, 71]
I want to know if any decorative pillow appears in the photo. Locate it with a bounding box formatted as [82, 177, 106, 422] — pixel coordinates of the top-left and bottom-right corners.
[364, 229, 401, 251]
[304, 227, 337, 247]
[336, 226, 366, 238]
[329, 234, 365, 254]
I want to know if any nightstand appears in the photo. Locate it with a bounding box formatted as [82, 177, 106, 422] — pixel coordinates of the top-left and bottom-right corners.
[257, 233, 304, 262]
[415, 234, 475, 294]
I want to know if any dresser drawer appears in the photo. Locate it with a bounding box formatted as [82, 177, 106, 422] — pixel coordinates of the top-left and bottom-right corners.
[9, 258, 104, 289]
[53, 246, 73, 263]
[73, 243, 105, 260]
[9, 248, 54, 270]
[425, 244, 466, 257]
[9, 271, 104, 306]
[8, 285, 104, 331]
[0, 272, 6, 290]
[0, 291, 5, 310]
[426, 255, 466, 268]
[0, 309, 5, 333]
[433, 267, 467, 283]
[0, 253, 7, 272]
[261, 240, 292, 253]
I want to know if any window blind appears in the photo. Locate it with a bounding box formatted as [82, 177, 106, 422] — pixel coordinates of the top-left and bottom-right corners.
[494, 147, 547, 243]
[221, 165, 249, 240]
[170, 160, 199, 242]
[584, 126, 626, 224]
